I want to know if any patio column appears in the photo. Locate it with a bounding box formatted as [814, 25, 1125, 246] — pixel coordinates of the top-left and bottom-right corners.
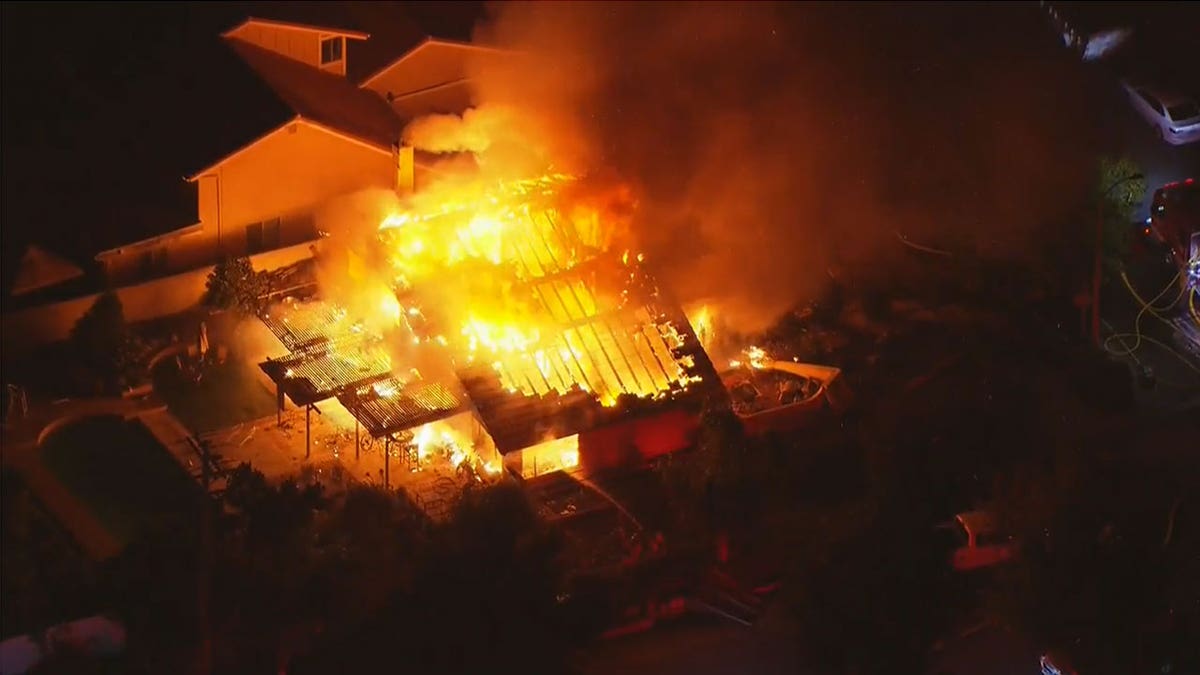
[355, 418, 359, 461]
[305, 404, 311, 460]
[384, 437, 390, 489]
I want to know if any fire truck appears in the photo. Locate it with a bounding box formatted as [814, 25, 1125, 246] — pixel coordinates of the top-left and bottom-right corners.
[1144, 178, 1200, 294]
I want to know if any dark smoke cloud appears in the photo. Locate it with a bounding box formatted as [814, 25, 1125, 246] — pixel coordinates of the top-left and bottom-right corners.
[465, 2, 1103, 327]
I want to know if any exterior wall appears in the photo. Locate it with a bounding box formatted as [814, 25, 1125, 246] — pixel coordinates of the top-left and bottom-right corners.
[203, 122, 394, 246]
[502, 408, 700, 479]
[4, 242, 316, 353]
[364, 42, 484, 103]
[100, 121, 395, 286]
[578, 408, 699, 470]
[226, 24, 322, 69]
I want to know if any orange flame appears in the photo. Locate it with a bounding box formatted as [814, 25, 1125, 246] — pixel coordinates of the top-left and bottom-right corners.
[371, 171, 697, 407]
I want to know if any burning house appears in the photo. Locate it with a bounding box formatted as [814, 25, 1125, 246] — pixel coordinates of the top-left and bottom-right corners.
[258, 170, 724, 483]
[165, 13, 835, 485]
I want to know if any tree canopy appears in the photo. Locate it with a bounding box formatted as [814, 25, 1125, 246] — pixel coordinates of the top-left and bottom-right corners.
[69, 291, 143, 389]
[986, 414, 1198, 675]
[100, 467, 577, 675]
[203, 256, 265, 315]
[1096, 156, 1148, 273]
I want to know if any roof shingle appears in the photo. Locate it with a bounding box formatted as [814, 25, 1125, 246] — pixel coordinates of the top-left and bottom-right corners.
[224, 37, 404, 155]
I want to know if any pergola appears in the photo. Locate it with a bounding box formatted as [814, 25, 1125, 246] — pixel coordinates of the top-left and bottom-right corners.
[259, 299, 471, 486]
[336, 378, 466, 485]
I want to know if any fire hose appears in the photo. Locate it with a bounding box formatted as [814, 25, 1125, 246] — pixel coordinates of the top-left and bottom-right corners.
[894, 230, 953, 257]
[890, 227, 1199, 373]
[1102, 268, 1200, 377]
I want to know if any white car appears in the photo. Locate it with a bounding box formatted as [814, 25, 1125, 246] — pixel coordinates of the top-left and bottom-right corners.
[1121, 82, 1200, 145]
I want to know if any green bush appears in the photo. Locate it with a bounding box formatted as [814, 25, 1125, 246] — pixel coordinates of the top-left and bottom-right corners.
[203, 256, 265, 315]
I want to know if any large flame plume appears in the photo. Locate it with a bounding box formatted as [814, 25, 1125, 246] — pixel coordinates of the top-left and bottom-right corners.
[371, 169, 698, 407]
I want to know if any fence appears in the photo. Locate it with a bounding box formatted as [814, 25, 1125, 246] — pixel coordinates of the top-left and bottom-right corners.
[2, 241, 315, 353]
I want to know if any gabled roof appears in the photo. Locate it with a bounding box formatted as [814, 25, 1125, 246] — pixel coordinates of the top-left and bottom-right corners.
[361, 37, 508, 88]
[177, 31, 304, 180]
[229, 38, 402, 147]
[222, 16, 369, 40]
[187, 37, 404, 178]
[11, 245, 84, 296]
[387, 80, 475, 120]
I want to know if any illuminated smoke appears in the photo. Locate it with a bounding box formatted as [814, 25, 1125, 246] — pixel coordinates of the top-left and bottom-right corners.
[453, 2, 1105, 329]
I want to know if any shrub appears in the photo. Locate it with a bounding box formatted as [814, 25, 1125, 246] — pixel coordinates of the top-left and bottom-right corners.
[203, 256, 264, 315]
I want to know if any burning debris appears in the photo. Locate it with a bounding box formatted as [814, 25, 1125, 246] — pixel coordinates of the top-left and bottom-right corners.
[258, 164, 720, 480]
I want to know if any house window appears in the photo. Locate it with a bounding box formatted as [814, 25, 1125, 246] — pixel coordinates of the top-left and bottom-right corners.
[246, 217, 282, 254]
[246, 222, 264, 253]
[264, 217, 281, 249]
[320, 36, 343, 65]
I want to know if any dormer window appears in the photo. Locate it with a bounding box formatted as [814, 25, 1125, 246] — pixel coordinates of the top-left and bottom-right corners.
[320, 36, 343, 65]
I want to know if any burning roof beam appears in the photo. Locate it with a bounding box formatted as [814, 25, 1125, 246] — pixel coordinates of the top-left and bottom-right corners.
[338, 378, 466, 438]
[260, 336, 394, 406]
[456, 204, 694, 406]
[261, 300, 356, 353]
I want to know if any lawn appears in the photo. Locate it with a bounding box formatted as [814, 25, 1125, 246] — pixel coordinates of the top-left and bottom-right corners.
[153, 357, 277, 433]
[39, 415, 201, 544]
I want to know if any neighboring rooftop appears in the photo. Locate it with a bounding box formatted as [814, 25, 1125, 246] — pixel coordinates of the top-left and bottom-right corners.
[10, 245, 85, 297]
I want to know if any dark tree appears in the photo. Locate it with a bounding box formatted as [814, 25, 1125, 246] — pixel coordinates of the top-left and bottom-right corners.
[986, 415, 1199, 675]
[296, 482, 576, 675]
[69, 291, 143, 390]
[781, 466, 959, 675]
[656, 404, 753, 540]
[203, 256, 265, 315]
[1094, 156, 1147, 273]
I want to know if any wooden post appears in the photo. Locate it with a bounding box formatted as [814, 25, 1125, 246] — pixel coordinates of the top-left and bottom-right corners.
[384, 437, 390, 488]
[276, 381, 283, 427]
[355, 418, 360, 461]
[305, 404, 311, 460]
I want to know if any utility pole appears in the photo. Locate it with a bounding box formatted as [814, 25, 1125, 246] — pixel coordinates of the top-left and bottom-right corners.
[1093, 172, 1144, 345]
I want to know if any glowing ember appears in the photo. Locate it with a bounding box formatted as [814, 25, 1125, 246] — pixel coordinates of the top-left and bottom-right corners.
[689, 305, 714, 351]
[408, 421, 477, 469]
[373, 380, 399, 398]
[559, 447, 580, 469]
[730, 345, 769, 370]
[379, 293, 401, 325]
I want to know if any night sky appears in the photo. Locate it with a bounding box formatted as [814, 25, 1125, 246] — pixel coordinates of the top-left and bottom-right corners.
[0, 1, 482, 285]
